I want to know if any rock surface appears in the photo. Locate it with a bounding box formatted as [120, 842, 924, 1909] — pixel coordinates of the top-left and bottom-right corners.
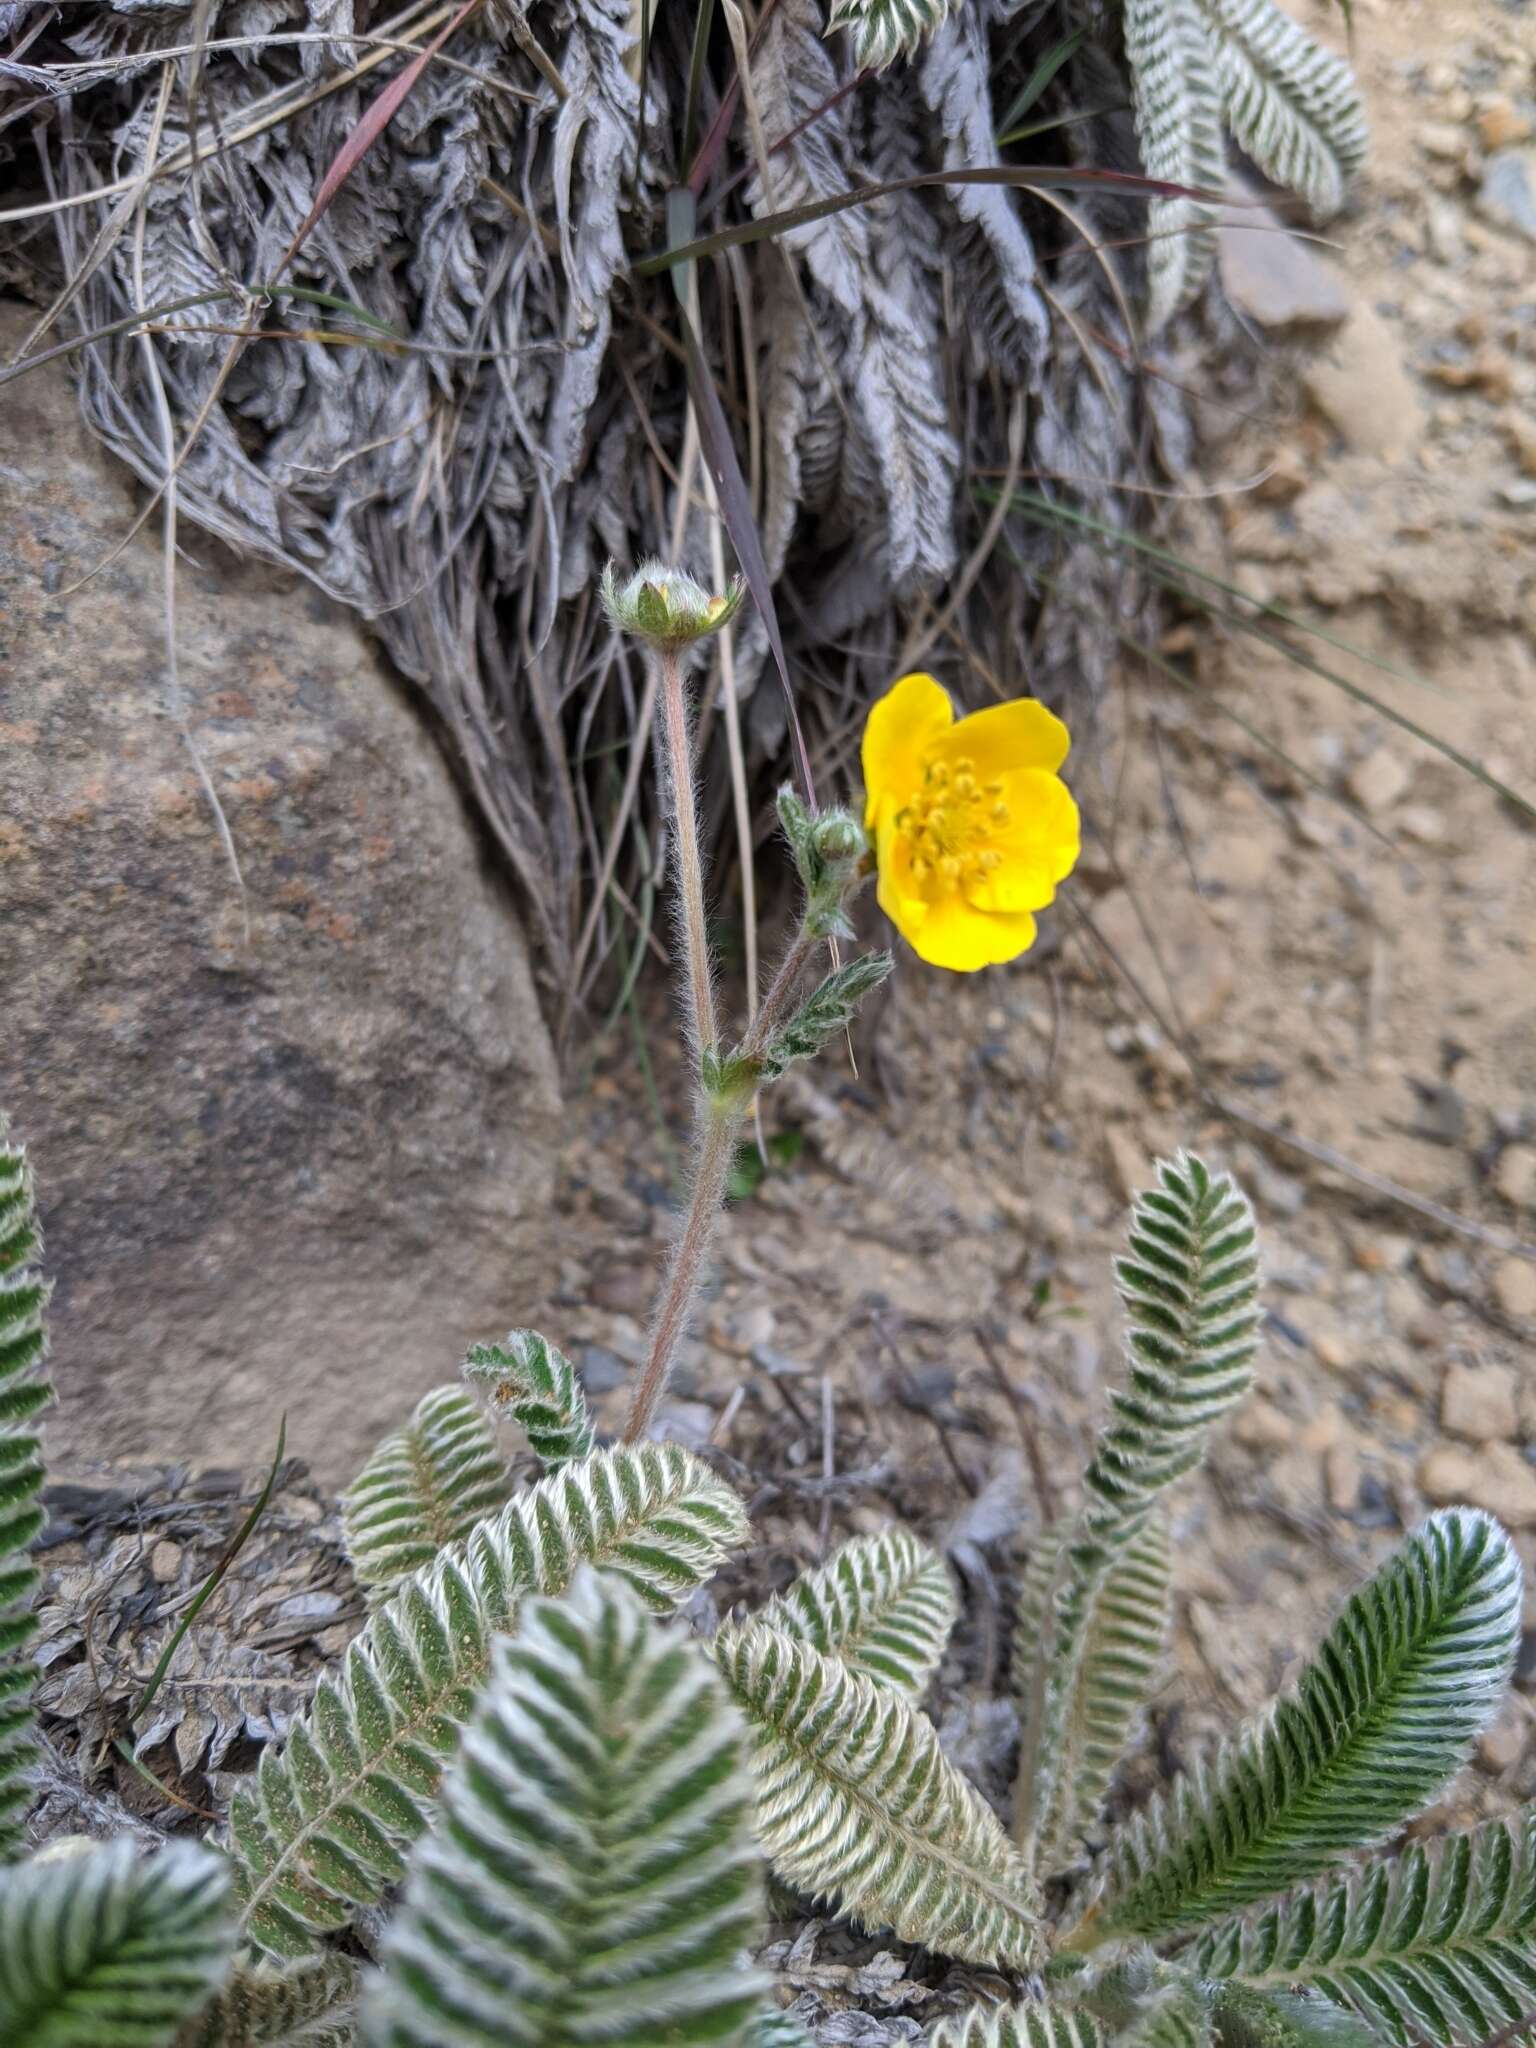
[1218, 188, 1352, 335]
[0, 305, 561, 1486]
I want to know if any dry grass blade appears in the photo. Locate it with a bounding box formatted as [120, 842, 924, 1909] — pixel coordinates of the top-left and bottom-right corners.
[46, 0, 484, 607]
[640, 162, 1231, 275]
[0, 3, 464, 234]
[997, 487, 1450, 697]
[1002, 492, 1534, 823]
[670, 200, 817, 812]
[0, 287, 398, 389]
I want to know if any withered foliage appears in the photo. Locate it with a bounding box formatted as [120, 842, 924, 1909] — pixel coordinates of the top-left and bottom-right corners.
[2, 0, 1186, 1000]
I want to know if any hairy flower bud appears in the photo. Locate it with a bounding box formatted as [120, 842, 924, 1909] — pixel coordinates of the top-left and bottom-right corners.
[776, 789, 872, 941]
[599, 559, 746, 651]
[810, 809, 866, 868]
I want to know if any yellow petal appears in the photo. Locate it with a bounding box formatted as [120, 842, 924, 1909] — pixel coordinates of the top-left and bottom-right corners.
[874, 811, 933, 941]
[862, 673, 954, 828]
[905, 895, 1040, 972]
[967, 771, 1081, 912]
[931, 697, 1070, 779]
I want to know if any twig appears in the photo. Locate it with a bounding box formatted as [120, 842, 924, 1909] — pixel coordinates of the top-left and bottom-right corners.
[976, 1325, 1058, 1525]
[132, 62, 249, 945]
[563, 663, 658, 1043]
[870, 1314, 978, 1498]
[710, 1383, 748, 1447]
[1213, 1095, 1536, 1264]
[488, 0, 569, 98]
[761, 1360, 814, 1432]
[818, 1374, 836, 1555]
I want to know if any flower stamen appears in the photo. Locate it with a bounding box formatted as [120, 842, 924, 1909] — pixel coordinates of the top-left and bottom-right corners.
[899, 755, 1015, 896]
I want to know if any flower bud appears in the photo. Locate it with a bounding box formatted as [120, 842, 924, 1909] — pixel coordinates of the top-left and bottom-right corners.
[810, 809, 866, 868]
[599, 559, 746, 651]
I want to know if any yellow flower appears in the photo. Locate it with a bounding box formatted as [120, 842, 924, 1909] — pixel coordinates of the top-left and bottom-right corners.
[861, 672, 1080, 972]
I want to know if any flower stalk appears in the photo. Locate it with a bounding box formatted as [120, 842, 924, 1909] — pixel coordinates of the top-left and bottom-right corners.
[622, 1103, 739, 1445]
[602, 557, 888, 1446]
[657, 646, 717, 1060]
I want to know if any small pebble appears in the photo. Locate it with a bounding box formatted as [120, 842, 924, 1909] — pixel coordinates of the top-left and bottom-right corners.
[576, 1344, 630, 1395]
[1419, 121, 1469, 160]
[1477, 1708, 1526, 1775]
[1479, 148, 1536, 243]
[1478, 100, 1532, 152]
[1347, 748, 1411, 814]
[1313, 1331, 1355, 1374]
[1419, 1442, 1536, 1526]
[1492, 1257, 1536, 1321]
[1441, 1362, 1519, 1443]
[1495, 1144, 1536, 1211]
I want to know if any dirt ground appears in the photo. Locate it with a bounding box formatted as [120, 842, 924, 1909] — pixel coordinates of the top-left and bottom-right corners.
[523, 0, 1536, 1823]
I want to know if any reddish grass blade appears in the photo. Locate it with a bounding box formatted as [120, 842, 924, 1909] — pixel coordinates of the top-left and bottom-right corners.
[275, 0, 482, 277]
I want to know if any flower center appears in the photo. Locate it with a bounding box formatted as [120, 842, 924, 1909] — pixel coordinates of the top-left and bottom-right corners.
[895, 755, 1011, 892]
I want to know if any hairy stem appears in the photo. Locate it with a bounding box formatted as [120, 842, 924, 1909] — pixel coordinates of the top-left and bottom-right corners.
[658, 647, 717, 1059]
[746, 926, 818, 1058]
[627, 645, 735, 1444]
[624, 914, 825, 1443]
[623, 1105, 741, 1442]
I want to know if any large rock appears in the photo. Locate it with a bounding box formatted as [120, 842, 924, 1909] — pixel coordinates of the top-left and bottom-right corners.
[0, 304, 561, 1486]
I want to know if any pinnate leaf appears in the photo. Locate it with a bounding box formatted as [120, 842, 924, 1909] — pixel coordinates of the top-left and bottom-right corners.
[757, 1527, 956, 1698]
[462, 1329, 594, 1470]
[0, 1839, 233, 2048]
[1085, 1509, 1522, 1943]
[717, 1621, 1043, 1969]
[364, 1569, 763, 2047]
[340, 1385, 510, 1604]
[232, 1443, 749, 1957]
